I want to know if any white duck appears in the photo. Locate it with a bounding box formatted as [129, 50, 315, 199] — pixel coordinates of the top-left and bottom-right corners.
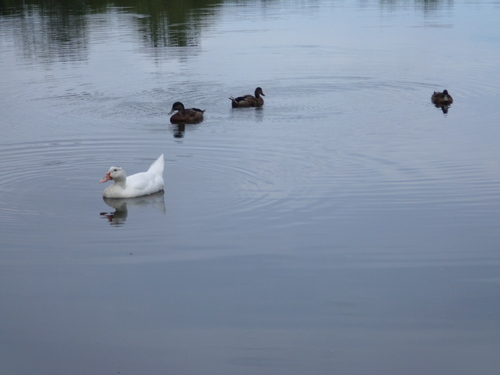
[99, 154, 164, 198]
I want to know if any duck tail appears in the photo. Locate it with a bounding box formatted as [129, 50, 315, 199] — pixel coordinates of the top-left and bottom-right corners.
[148, 154, 164, 176]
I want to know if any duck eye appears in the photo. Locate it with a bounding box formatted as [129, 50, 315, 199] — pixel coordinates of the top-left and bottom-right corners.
[113, 168, 117, 172]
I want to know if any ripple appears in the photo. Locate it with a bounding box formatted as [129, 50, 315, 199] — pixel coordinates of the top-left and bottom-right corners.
[0, 134, 308, 226]
[0, 137, 167, 223]
[164, 142, 292, 219]
[2, 103, 499, 230]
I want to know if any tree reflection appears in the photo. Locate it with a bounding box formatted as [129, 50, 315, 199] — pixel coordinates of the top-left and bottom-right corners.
[1, 0, 92, 63]
[113, 0, 223, 47]
[378, 0, 454, 13]
[0, 0, 224, 63]
[0, 0, 455, 64]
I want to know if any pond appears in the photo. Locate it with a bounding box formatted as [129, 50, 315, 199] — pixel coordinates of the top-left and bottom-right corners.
[1, 0, 500, 374]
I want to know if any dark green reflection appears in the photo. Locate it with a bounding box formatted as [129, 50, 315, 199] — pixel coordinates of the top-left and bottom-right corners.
[0, 0, 454, 63]
[379, 0, 453, 12]
[111, 0, 224, 47]
[0, 0, 224, 63]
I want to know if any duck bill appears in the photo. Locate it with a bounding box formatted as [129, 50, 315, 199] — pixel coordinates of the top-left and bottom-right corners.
[168, 110, 175, 115]
[99, 172, 112, 183]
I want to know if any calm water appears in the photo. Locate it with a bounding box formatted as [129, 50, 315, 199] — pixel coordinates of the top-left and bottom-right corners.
[1, 0, 500, 374]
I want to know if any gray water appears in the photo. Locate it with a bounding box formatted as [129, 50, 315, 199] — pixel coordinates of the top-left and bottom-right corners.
[1, 1, 500, 374]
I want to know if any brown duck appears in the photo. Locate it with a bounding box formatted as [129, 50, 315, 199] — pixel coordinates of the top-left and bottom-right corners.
[168, 102, 205, 124]
[431, 90, 453, 105]
[229, 87, 265, 108]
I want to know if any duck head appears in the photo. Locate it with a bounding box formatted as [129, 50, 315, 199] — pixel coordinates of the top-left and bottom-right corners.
[99, 166, 126, 183]
[255, 87, 265, 97]
[168, 102, 185, 115]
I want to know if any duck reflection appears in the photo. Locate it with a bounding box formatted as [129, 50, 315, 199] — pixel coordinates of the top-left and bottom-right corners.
[434, 103, 451, 114]
[229, 106, 264, 122]
[170, 122, 205, 139]
[99, 191, 166, 226]
[172, 123, 186, 138]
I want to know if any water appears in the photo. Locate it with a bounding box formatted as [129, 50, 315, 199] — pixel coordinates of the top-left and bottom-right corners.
[1, 1, 500, 374]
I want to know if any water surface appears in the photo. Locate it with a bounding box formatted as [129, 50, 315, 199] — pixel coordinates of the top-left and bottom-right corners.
[1, 1, 500, 374]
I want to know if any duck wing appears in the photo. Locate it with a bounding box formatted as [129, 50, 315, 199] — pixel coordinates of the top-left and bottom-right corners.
[233, 95, 257, 105]
[126, 154, 164, 196]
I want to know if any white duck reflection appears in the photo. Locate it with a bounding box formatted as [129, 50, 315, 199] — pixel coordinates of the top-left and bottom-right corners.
[99, 191, 166, 226]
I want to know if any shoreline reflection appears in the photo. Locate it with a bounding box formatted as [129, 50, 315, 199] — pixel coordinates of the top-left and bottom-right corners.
[0, 0, 224, 65]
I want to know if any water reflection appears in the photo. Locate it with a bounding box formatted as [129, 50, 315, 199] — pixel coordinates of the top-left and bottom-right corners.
[230, 106, 265, 122]
[0, 0, 457, 65]
[169, 122, 206, 138]
[434, 103, 451, 114]
[379, 0, 453, 13]
[172, 123, 186, 138]
[3, 2, 90, 63]
[126, 0, 223, 48]
[99, 191, 166, 226]
[0, 0, 224, 64]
